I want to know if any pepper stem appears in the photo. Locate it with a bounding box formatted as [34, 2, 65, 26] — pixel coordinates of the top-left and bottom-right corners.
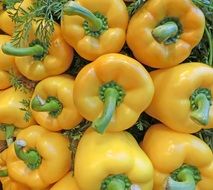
[14, 140, 42, 170]
[31, 95, 63, 118]
[63, 1, 102, 31]
[190, 93, 211, 125]
[0, 169, 8, 177]
[152, 21, 178, 43]
[167, 169, 196, 190]
[1, 42, 44, 57]
[101, 174, 131, 190]
[5, 125, 15, 146]
[93, 88, 118, 134]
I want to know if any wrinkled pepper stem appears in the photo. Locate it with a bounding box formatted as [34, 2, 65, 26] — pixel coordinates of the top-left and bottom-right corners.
[152, 21, 178, 43]
[166, 164, 201, 190]
[92, 81, 125, 134]
[0, 169, 8, 177]
[101, 174, 131, 190]
[190, 88, 212, 125]
[1, 42, 44, 57]
[5, 124, 15, 146]
[14, 140, 42, 170]
[63, 1, 102, 31]
[31, 95, 63, 118]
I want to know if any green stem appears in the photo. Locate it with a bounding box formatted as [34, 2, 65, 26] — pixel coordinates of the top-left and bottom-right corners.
[31, 95, 63, 117]
[5, 125, 15, 146]
[107, 179, 126, 190]
[190, 93, 210, 125]
[167, 169, 196, 190]
[152, 21, 178, 43]
[63, 1, 102, 31]
[14, 140, 42, 170]
[0, 169, 8, 177]
[1, 42, 44, 57]
[93, 88, 119, 134]
[204, 26, 213, 66]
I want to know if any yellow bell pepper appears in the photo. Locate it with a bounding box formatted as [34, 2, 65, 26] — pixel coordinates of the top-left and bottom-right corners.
[126, 0, 205, 68]
[61, 0, 129, 61]
[1, 23, 73, 81]
[0, 87, 35, 146]
[30, 74, 83, 131]
[73, 53, 154, 133]
[0, 0, 32, 35]
[0, 149, 30, 190]
[74, 128, 154, 190]
[5, 125, 71, 189]
[50, 172, 79, 190]
[0, 34, 17, 90]
[146, 62, 213, 133]
[141, 123, 213, 190]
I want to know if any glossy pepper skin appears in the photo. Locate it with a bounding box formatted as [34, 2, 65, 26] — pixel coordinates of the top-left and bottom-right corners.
[2, 23, 73, 81]
[50, 172, 79, 190]
[146, 63, 213, 133]
[74, 128, 154, 190]
[73, 53, 154, 133]
[0, 34, 17, 90]
[0, 149, 30, 190]
[5, 125, 71, 189]
[30, 74, 83, 131]
[141, 123, 213, 190]
[0, 0, 32, 35]
[0, 87, 35, 129]
[126, 0, 205, 68]
[61, 0, 129, 61]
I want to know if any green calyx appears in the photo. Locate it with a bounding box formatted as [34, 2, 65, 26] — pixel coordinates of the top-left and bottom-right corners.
[31, 95, 63, 118]
[0, 124, 15, 146]
[101, 174, 132, 190]
[83, 12, 108, 38]
[63, 1, 108, 38]
[152, 17, 182, 45]
[14, 140, 42, 170]
[92, 81, 125, 134]
[29, 39, 48, 60]
[189, 88, 212, 125]
[0, 169, 8, 177]
[1, 39, 47, 61]
[166, 164, 201, 190]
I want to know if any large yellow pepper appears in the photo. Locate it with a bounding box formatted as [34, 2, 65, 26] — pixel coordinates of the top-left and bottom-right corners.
[74, 128, 153, 190]
[61, 0, 129, 61]
[0, 149, 30, 190]
[0, 34, 17, 90]
[1, 23, 73, 81]
[126, 0, 205, 68]
[0, 0, 32, 35]
[5, 125, 71, 189]
[146, 62, 213, 133]
[0, 87, 35, 146]
[30, 74, 83, 131]
[73, 53, 154, 133]
[50, 172, 79, 190]
[141, 123, 213, 190]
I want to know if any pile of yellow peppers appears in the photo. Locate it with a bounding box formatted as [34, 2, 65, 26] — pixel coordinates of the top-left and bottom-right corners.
[0, 0, 213, 190]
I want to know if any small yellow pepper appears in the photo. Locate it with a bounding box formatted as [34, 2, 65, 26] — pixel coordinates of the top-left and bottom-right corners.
[126, 0, 205, 68]
[1, 23, 73, 81]
[0, 0, 32, 35]
[141, 123, 213, 190]
[146, 62, 213, 133]
[0, 149, 30, 190]
[30, 74, 83, 131]
[74, 128, 154, 190]
[50, 172, 79, 190]
[0, 34, 17, 90]
[73, 53, 154, 133]
[0, 87, 35, 146]
[5, 125, 72, 189]
[61, 0, 129, 61]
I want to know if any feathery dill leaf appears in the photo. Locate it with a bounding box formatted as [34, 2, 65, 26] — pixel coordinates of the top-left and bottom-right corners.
[19, 99, 32, 122]
[127, 0, 146, 17]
